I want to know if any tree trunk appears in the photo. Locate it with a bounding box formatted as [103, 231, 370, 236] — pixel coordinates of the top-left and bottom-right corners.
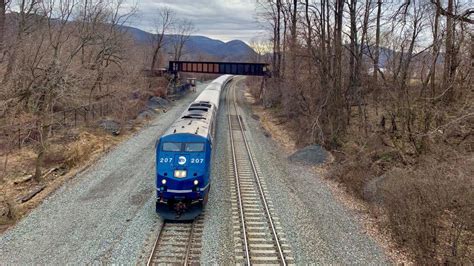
[319, 0, 329, 93]
[348, 0, 357, 99]
[281, 8, 287, 79]
[291, 0, 297, 77]
[443, 0, 455, 102]
[272, 21, 277, 77]
[331, 0, 345, 142]
[430, 4, 440, 98]
[34, 145, 44, 180]
[275, 0, 281, 79]
[34, 117, 49, 181]
[1, 148, 9, 182]
[287, 0, 298, 118]
[373, 0, 382, 81]
[305, 0, 312, 73]
[150, 44, 161, 72]
[471, 33, 474, 70]
[0, 0, 5, 53]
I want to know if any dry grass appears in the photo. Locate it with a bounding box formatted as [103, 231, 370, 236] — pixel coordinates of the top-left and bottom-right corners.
[379, 155, 474, 264]
[64, 131, 112, 168]
[329, 106, 474, 263]
[0, 127, 129, 233]
[245, 92, 297, 154]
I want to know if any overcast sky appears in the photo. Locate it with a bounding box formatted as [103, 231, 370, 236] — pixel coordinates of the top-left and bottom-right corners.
[126, 0, 266, 43]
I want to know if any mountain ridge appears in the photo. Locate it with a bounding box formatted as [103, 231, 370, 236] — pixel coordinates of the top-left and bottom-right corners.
[119, 25, 258, 62]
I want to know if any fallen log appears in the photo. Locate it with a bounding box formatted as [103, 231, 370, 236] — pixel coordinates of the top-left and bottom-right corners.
[13, 174, 33, 185]
[19, 185, 46, 203]
[42, 167, 58, 179]
[13, 167, 57, 185]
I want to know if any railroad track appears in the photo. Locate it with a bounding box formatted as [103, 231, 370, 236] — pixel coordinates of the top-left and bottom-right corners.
[147, 215, 204, 265]
[227, 80, 294, 265]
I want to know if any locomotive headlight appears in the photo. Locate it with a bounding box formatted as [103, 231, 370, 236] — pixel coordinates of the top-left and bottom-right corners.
[161, 179, 167, 185]
[193, 180, 199, 186]
[174, 170, 187, 178]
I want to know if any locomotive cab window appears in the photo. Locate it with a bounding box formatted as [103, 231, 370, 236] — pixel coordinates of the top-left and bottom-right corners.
[162, 142, 182, 151]
[185, 143, 205, 152]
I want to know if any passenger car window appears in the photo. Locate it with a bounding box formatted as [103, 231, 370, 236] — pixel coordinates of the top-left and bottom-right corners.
[162, 142, 182, 151]
[185, 143, 205, 152]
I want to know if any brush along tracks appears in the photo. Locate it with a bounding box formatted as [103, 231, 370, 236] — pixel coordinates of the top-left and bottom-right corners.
[147, 215, 204, 265]
[227, 82, 294, 265]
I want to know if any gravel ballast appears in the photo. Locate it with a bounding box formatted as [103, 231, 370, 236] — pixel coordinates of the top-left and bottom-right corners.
[0, 85, 207, 264]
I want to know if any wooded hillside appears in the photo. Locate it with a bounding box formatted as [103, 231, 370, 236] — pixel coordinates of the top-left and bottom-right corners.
[0, 1, 156, 182]
[253, 0, 473, 263]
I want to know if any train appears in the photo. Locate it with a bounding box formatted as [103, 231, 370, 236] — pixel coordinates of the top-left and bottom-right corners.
[154, 75, 233, 220]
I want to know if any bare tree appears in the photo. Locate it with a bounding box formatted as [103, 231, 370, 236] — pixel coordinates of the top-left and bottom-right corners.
[150, 7, 174, 72]
[171, 18, 194, 61]
[249, 38, 271, 63]
[430, 0, 474, 24]
[250, 38, 272, 102]
[443, 0, 456, 102]
[256, 0, 284, 107]
[257, 0, 282, 78]
[1, 0, 135, 180]
[347, 0, 372, 134]
[427, 0, 473, 102]
[82, 0, 136, 106]
[254, 0, 473, 262]
[373, 0, 382, 82]
[2, 0, 41, 84]
[275, 0, 282, 78]
[424, 2, 441, 98]
[0, 0, 10, 53]
[330, 0, 346, 141]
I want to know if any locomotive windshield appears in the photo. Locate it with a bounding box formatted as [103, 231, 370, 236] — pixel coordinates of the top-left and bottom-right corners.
[161, 142, 205, 152]
[162, 142, 181, 151]
[185, 143, 205, 152]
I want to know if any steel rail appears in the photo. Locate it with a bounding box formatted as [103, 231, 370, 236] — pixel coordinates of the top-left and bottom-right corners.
[227, 80, 252, 266]
[146, 221, 196, 266]
[146, 221, 166, 266]
[231, 81, 287, 266]
[183, 221, 196, 266]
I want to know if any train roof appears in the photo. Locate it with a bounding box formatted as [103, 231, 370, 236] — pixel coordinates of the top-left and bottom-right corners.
[161, 75, 233, 139]
[194, 74, 233, 109]
[163, 100, 214, 138]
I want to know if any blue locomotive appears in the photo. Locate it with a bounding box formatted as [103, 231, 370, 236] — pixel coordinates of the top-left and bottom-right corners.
[155, 75, 233, 220]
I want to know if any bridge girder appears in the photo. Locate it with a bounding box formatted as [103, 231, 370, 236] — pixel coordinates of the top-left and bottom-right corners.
[169, 61, 270, 77]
